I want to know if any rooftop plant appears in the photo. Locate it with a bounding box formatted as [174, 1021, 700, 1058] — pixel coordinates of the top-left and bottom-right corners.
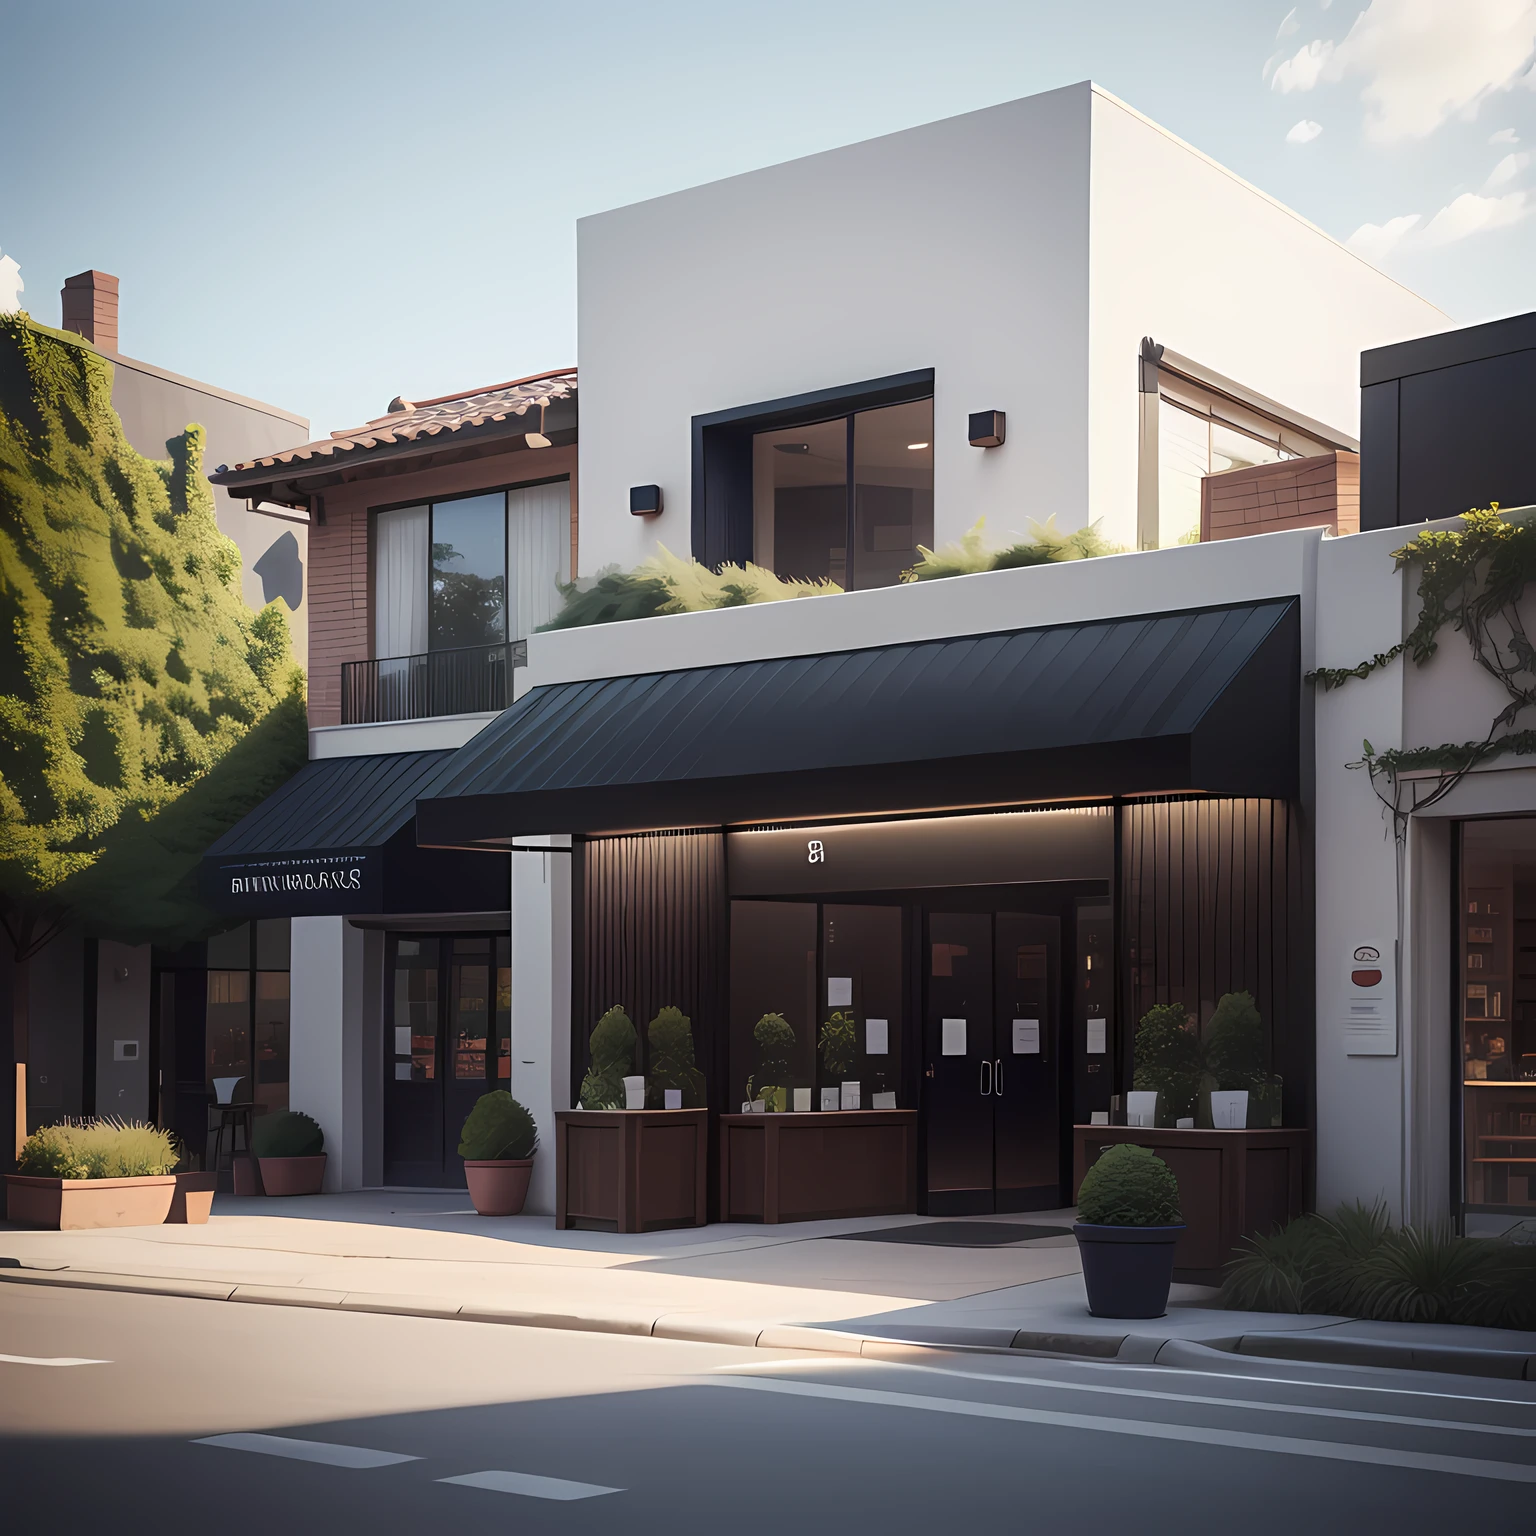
[251, 1109, 324, 1159]
[903, 515, 1123, 581]
[645, 1006, 706, 1108]
[579, 1005, 636, 1109]
[1076, 1144, 1182, 1227]
[17, 1118, 178, 1179]
[458, 1090, 538, 1161]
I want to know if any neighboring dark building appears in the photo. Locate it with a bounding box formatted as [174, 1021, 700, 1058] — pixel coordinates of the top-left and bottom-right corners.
[1360, 311, 1536, 531]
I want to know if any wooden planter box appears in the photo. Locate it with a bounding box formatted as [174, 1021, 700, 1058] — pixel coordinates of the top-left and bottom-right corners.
[1072, 1125, 1310, 1285]
[5, 1173, 176, 1231]
[555, 1109, 707, 1232]
[720, 1110, 918, 1225]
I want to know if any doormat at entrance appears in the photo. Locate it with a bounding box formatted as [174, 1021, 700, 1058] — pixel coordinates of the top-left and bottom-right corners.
[836, 1222, 1072, 1247]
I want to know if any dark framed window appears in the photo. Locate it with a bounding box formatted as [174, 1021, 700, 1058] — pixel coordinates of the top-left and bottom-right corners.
[692, 370, 934, 583]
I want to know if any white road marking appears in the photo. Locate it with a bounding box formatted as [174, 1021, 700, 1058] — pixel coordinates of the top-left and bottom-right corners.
[439, 1470, 622, 1500]
[710, 1376, 1536, 1484]
[724, 1359, 1536, 1439]
[0, 1354, 109, 1367]
[194, 1433, 419, 1468]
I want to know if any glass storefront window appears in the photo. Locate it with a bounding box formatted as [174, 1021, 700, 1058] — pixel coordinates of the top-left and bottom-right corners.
[206, 969, 250, 1100]
[1459, 820, 1536, 1213]
[449, 936, 491, 1082]
[495, 936, 512, 1081]
[253, 972, 290, 1115]
[730, 901, 817, 1108]
[823, 904, 904, 1103]
[393, 937, 441, 1082]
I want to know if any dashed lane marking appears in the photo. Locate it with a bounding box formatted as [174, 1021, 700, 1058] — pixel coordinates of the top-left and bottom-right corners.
[194, 1433, 419, 1468]
[439, 1470, 623, 1500]
[0, 1354, 110, 1367]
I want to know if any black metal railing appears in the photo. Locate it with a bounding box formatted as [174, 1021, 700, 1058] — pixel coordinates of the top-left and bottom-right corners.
[340, 640, 526, 724]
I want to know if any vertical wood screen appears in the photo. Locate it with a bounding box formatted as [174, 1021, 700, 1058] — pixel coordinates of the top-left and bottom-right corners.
[578, 830, 727, 1102]
[1121, 798, 1308, 1122]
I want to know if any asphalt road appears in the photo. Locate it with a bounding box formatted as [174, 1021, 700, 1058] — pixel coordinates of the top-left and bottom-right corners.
[2, 1282, 1534, 1534]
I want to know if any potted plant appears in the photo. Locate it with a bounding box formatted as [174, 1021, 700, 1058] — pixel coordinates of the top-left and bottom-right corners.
[818, 1011, 858, 1084]
[579, 1005, 636, 1109]
[746, 1012, 795, 1111]
[7, 1119, 179, 1230]
[645, 1007, 706, 1108]
[459, 1091, 539, 1215]
[251, 1109, 326, 1196]
[1073, 1143, 1184, 1318]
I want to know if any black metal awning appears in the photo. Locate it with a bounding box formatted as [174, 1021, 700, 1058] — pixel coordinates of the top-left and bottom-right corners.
[413, 601, 1300, 847]
[202, 750, 506, 916]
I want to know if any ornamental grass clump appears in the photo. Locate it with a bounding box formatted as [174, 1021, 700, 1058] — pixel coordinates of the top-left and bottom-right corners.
[1076, 1144, 1182, 1227]
[904, 516, 1122, 581]
[458, 1091, 538, 1161]
[17, 1118, 178, 1179]
[1222, 1201, 1536, 1328]
[250, 1109, 323, 1159]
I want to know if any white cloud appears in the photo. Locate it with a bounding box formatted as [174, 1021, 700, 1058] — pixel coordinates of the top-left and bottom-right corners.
[1277, 7, 1300, 40]
[1485, 149, 1531, 185]
[1271, 0, 1536, 142]
[1490, 126, 1521, 142]
[0, 252, 22, 316]
[1421, 188, 1530, 243]
[1346, 213, 1421, 263]
[1286, 118, 1324, 142]
[1273, 39, 1334, 92]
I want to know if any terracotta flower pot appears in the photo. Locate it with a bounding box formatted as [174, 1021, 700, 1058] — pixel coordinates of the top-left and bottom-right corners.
[6, 1173, 176, 1231]
[166, 1170, 218, 1224]
[463, 1158, 533, 1216]
[256, 1154, 327, 1196]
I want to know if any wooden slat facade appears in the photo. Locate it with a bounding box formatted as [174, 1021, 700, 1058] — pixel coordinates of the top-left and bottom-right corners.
[1201, 450, 1359, 543]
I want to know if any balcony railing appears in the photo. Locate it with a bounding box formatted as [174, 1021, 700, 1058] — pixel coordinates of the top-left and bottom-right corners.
[340, 641, 526, 725]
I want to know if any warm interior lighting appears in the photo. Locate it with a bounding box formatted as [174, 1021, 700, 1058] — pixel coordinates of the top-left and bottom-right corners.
[907, 442, 929, 451]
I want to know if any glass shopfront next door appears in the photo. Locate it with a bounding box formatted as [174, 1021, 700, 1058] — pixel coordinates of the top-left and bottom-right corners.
[385, 933, 510, 1186]
[924, 910, 1062, 1214]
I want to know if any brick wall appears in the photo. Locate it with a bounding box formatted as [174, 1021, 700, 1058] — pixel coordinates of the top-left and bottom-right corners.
[1201, 450, 1359, 543]
[305, 443, 578, 728]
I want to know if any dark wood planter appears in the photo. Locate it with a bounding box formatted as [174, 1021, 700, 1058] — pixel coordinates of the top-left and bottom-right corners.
[5, 1174, 176, 1230]
[256, 1154, 327, 1197]
[555, 1109, 707, 1232]
[166, 1170, 218, 1224]
[720, 1110, 918, 1224]
[464, 1158, 534, 1217]
[1072, 1125, 1310, 1285]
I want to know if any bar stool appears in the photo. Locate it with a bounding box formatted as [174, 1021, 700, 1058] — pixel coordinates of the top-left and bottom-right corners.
[209, 1102, 256, 1189]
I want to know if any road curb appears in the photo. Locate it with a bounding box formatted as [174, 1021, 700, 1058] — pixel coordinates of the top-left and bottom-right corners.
[2, 1265, 1531, 1379]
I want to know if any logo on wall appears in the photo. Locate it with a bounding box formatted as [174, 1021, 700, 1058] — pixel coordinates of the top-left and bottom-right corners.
[807, 839, 825, 864]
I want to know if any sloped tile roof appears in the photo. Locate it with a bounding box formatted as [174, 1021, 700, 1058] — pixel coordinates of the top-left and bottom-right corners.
[210, 367, 575, 480]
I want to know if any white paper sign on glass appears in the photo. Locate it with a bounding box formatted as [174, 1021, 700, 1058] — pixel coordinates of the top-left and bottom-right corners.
[827, 976, 853, 1007]
[840, 1081, 861, 1110]
[1090, 1110, 1110, 1126]
[394, 1026, 411, 1056]
[872, 1090, 897, 1109]
[1012, 1019, 1040, 1055]
[866, 1018, 889, 1055]
[1086, 1017, 1107, 1055]
[941, 1018, 967, 1056]
[394, 1062, 412, 1081]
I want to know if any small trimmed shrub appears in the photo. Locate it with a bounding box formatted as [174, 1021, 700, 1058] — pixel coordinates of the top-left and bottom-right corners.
[458, 1091, 538, 1161]
[1132, 1003, 1201, 1126]
[645, 1007, 706, 1108]
[1222, 1202, 1536, 1328]
[16, 1118, 179, 1179]
[579, 1005, 636, 1109]
[251, 1109, 324, 1159]
[747, 1012, 796, 1109]
[818, 1012, 858, 1081]
[1076, 1144, 1182, 1227]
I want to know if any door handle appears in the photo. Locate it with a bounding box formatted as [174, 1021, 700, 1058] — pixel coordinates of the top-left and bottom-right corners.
[979, 1059, 992, 1096]
[994, 1058, 1003, 1096]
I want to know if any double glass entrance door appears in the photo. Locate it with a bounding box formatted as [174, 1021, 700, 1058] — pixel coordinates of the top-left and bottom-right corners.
[925, 911, 1061, 1214]
[384, 934, 511, 1187]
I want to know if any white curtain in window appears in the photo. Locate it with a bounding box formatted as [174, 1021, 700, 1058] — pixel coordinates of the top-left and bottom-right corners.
[374, 504, 429, 658]
[507, 480, 570, 641]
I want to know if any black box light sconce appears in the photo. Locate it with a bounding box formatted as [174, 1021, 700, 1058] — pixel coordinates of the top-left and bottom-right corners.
[968, 410, 1006, 448]
[630, 484, 663, 516]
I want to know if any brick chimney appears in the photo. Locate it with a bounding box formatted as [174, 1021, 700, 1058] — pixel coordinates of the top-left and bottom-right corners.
[61, 270, 119, 352]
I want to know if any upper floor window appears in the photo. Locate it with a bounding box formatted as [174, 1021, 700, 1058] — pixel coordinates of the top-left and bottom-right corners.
[751, 398, 933, 591]
[374, 480, 570, 659]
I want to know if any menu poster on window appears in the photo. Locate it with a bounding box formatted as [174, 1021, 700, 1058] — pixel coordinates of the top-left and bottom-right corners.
[1013, 1019, 1040, 1055]
[394, 1027, 412, 1056]
[1086, 1018, 1107, 1055]
[941, 1018, 967, 1056]
[827, 977, 853, 1007]
[866, 1018, 889, 1055]
[1344, 942, 1396, 1056]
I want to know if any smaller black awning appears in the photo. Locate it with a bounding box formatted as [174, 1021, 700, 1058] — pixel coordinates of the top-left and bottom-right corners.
[203, 750, 505, 917]
[415, 600, 1300, 846]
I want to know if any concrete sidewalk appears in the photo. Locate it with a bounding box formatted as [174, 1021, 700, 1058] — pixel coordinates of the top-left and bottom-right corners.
[3, 1192, 1533, 1380]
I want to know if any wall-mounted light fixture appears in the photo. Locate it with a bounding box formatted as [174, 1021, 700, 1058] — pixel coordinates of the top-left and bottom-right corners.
[630, 484, 663, 517]
[968, 410, 1006, 448]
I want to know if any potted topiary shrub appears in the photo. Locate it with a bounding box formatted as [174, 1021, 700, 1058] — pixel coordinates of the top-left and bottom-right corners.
[459, 1091, 539, 1215]
[579, 1006, 636, 1109]
[8, 1119, 180, 1229]
[1073, 1143, 1185, 1318]
[746, 1012, 795, 1112]
[251, 1110, 326, 1196]
[818, 1011, 858, 1084]
[645, 1007, 706, 1108]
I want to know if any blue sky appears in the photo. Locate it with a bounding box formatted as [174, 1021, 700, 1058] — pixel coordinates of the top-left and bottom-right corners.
[3, 0, 1535, 437]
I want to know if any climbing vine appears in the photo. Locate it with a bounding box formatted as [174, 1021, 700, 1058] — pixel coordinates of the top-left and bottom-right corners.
[1310, 504, 1536, 813]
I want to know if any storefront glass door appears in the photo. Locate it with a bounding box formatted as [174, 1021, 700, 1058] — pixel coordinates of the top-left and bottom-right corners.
[924, 910, 1061, 1214]
[385, 933, 511, 1186]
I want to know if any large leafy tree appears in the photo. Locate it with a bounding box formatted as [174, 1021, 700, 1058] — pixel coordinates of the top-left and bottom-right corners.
[0, 313, 307, 1156]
